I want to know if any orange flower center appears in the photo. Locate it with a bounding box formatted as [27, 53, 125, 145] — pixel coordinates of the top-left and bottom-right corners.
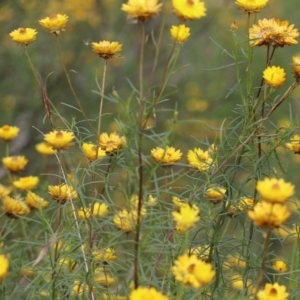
[50, 14, 58, 20]
[19, 28, 26, 34]
[271, 183, 280, 190]
[56, 131, 63, 138]
[3, 125, 10, 131]
[270, 288, 278, 295]
[188, 263, 196, 273]
[187, 0, 194, 5]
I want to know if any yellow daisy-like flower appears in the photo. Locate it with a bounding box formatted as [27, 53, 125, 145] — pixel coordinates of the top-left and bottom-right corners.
[48, 184, 78, 204]
[35, 142, 56, 155]
[286, 134, 300, 154]
[249, 18, 299, 47]
[78, 207, 90, 219]
[2, 196, 30, 218]
[227, 255, 247, 269]
[0, 255, 9, 281]
[99, 132, 126, 153]
[151, 146, 182, 165]
[130, 287, 169, 300]
[172, 253, 215, 288]
[263, 66, 286, 88]
[91, 202, 109, 217]
[227, 197, 254, 217]
[256, 178, 294, 203]
[235, 0, 268, 14]
[205, 186, 226, 203]
[231, 275, 252, 292]
[2, 156, 28, 173]
[94, 267, 115, 287]
[91, 41, 122, 59]
[248, 201, 290, 229]
[9, 28, 37, 46]
[257, 283, 289, 300]
[170, 24, 191, 43]
[122, 0, 163, 21]
[82, 143, 106, 161]
[292, 54, 300, 82]
[187, 148, 214, 171]
[44, 130, 75, 150]
[71, 280, 88, 297]
[39, 14, 68, 35]
[172, 0, 206, 21]
[113, 209, 140, 232]
[13, 176, 39, 191]
[0, 125, 20, 141]
[273, 260, 288, 272]
[25, 192, 49, 210]
[0, 184, 12, 199]
[172, 204, 200, 233]
[93, 248, 117, 263]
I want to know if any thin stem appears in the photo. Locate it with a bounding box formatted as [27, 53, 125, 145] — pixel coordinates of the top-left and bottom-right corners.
[139, 22, 146, 119]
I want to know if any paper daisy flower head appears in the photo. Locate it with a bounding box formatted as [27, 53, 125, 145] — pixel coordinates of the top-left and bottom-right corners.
[263, 66, 286, 88]
[151, 146, 182, 165]
[122, 0, 163, 21]
[91, 202, 109, 218]
[257, 283, 289, 300]
[13, 176, 39, 191]
[82, 143, 106, 161]
[113, 208, 144, 232]
[292, 54, 300, 82]
[39, 14, 68, 35]
[0, 184, 12, 199]
[172, 204, 200, 233]
[256, 177, 294, 203]
[94, 267, 115, 287]
[205, 186, 226, 204]
[2, 156, 28, 173]
[44, 130, 75, 150]
[130, 287, 169, 300]
[25, 192, 49, 210]
[172, 0, 206, 21]
[235, 0, 268, 14]
[0, 125, 20, 141]
[249, 18, 299, 47]
[187, 148, 214, 171]
[35, 142, 56, 155]
[273, 260, 288, 272]
[248, 201, 290, 229]
[286, 134, 300, 154]
[98, 132, 126, 153]
[91, 40, 122, 59]
[170, 24, 191, 43]
[0, 255, 9, 281]
[2, 196, 30, 218]
[9, 28, 37, 46]
[48, 184, 78, 204]
[93, 248, 117, 264]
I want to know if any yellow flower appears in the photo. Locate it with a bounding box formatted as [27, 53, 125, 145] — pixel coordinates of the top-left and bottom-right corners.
[25, 192, 49, 210]
[82, 143, 106, 161]
[20, 267, 35, 278]
[35, 142, 56, 155]
[99, 132, 126, 153]
[94, 267, 115, 287]
[227, 197, 254, 217]
[91, 41, 122, 59]
[78, 207, 90, 219]
[0, 125, 19, 141]
[146, 194, 157, 206]
[248, 201, 290, 229]
[0, 184, 12, 199]
[256, 178, 294, 203]
[172, 0, 206, 21]
[249, 18, 299, 47]
[257, 283, 289, 300]
[231, 275, 252, 292]
[44, 130, 75, 150]
[273, 260, 288, 272]
[93, 248, 117, 263]
[122, 0, 163, 21]
[227, 255, 247, 269]
[91, 202, 109, 217]
[130, 287, 169, 300]
[2, 196, 30, 218]
[9, 28, 37, 46]
[286, 134, 300, 154]
[172, 204, 200, 233]
[71, 280, 88, 296]
[151, 146, 182, 165]
[113, 209, 141, 232]
[13, 176, 39, 191]
[172, 253, 215, 288]
[187, 148, 214, 171]
[235, 0, 268, 13]
[292, 54, 300, 82]
[48, 184, 78, 204]
[205, 186, 226, 203]
[263, 66, 286, 88]
[170, 24, 190, 43]
[2, 156, 28, 173]
[39, 14, 68, 35]
[0, 255, 9, 281]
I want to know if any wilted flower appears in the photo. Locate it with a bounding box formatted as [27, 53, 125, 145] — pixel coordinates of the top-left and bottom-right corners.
[91, 41, 122, 59]
[82, 143, 106, 161]
[2, 156, 28, 173]
[263, 66, 286, 88]
[170, 24, 190, 43]
[235, 0, 268, 13]
[13, 176, 39, 191]
[44, 130, 75, 150]
[99, 132, 126, 153]
[48, 184, 78, 204]
[129, 287, 169, 300]
[2, 196, 30, 218]
[9, 28, 37, 46]
[286, 134, 300, 154]
[122, 0, 163, 21]
[0, 125, 20, 141]
[151, 146, 182, 165]
[257, 283, 289, 300]
[39, 14, 68, 35]
[172, 0, 206, 21]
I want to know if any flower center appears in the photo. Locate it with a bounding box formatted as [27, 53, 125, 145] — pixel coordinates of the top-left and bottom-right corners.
[270, 287, 278, 295]
[271, 183, 280, 190]
[187, 0, 194, 5]
[19, 28, 26, 34]
[188, 263, 196, 273]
